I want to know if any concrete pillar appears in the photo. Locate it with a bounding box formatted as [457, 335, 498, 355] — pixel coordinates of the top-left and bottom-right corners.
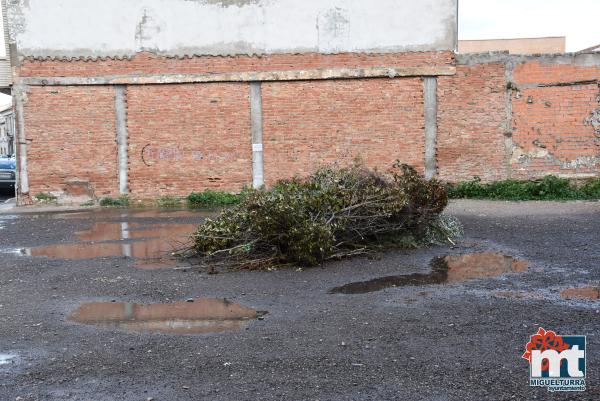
[423, 77, 438, 180]
[14, 84, 29, 198]
[115, 85, 129, 195]
[249, 82, 264, 188]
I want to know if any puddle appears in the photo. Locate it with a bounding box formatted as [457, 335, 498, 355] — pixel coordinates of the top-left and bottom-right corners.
[23, 238, 185, 260]
[51, 209, 217, 220]
[560, 286, 600, 300]
[21, 222, 196, 266]
[76, 222, 196, 242]
[0, 353, 16, 365]
[330, 252, 529, 294]
[129, 209, 217, 219]
[68, 298, 262, 334]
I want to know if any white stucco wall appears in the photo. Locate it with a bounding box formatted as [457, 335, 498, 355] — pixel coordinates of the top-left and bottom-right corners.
[7, 0, 457, 57]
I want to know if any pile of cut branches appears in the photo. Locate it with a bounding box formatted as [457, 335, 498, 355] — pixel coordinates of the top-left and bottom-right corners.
[183, 162, 461, 270]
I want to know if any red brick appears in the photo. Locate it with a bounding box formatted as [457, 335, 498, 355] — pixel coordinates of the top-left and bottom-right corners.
[24, 86, 119, 197]
[262, 78, 425, 184]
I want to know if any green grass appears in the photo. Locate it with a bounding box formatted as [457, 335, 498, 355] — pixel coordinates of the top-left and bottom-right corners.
[35, 192, 57, 202]
[99, 195, 130, 207]
[448, 176, 600, 201]
[187, 190, 242, 208]
[156, 196, 183, 208]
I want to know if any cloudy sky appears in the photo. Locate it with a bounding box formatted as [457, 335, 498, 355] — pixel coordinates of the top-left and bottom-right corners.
[459, 0, 600, 52]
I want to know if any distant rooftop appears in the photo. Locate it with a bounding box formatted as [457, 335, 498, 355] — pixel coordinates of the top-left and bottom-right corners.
[458, 36, 566, 54]
[577, 43, 600, 53]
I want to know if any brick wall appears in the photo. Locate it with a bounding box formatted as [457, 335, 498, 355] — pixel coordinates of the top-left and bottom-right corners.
[513, 61, 600, 86]
[19, 52, 447, 201]
[15, 52, 600, 203]
[262, 77, 425, 184]
[23, 86, 119, 198]
[437, 63, 509, 182]
[510, 60, 600, 178]
[436, 56, 600, 182]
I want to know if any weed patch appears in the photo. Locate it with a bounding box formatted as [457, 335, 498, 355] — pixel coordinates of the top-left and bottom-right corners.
[187, 190, 242, 208]
[99, 196, 130, 207]
[448, 176, 600, 201]
[35, 193, 57, 202]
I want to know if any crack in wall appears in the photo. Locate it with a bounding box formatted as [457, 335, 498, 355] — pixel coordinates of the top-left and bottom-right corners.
[510, 142, 600, 170]
[584, 87, 600, 144]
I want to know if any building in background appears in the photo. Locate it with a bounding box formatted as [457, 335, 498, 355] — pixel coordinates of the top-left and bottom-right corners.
[458, 36, 566, 54]
[0, 0, 11, 90]
[0, 0, 13, 157]
[0, 92, 14, 155]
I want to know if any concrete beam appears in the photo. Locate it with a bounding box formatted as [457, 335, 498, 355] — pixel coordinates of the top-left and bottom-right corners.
[115, 85, 129, 195]
[17, 66, 456, 87]
[249, 82, 264, 189]
[423, 77, 438, 180]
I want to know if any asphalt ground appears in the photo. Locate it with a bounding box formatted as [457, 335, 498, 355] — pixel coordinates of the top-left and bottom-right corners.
[0, 200, 598, 401]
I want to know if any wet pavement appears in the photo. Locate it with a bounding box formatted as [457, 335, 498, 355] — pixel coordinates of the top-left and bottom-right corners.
[0, 201, 599, 400]
[0, 354, 16, 366]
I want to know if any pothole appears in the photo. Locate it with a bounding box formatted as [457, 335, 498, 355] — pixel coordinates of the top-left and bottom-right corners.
[68, 298, 264, 334]
[330, 252, 529, 294]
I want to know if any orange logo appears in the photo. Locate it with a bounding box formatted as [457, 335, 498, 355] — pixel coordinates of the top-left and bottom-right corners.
[522, 327, 570, 372]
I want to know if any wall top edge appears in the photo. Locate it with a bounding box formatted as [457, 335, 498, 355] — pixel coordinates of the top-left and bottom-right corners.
[19, 50, 455, 63]
[456, 52, 600, 67]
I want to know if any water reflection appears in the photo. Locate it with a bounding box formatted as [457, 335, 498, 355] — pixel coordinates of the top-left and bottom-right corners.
[560, 286, 599, 300]
[21, 222, 195, 263]
[68, 298, 261, 334]
[330, 252, 529, 294]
